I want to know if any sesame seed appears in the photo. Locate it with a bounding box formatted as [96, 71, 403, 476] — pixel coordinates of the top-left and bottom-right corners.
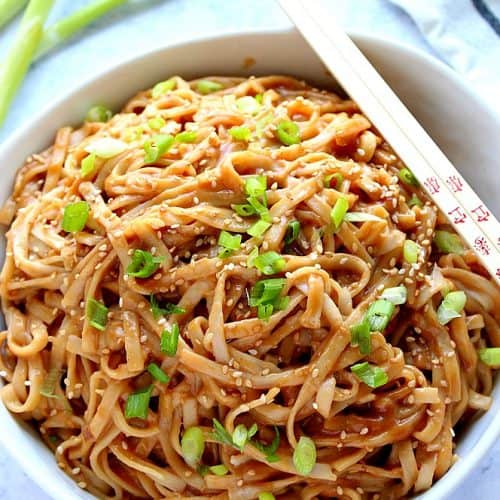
[311, 368, 319, 378]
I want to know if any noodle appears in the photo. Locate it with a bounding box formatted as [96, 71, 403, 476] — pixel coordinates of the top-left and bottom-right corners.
[1, 75, 499, 499]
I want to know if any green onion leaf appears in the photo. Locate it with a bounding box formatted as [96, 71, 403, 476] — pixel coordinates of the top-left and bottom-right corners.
[149, 294, 185, 320]
[147, 363, 170, 384]
[196, 80, 223, 94]
[258, 493, 275, 500]
[276, 120, 300, 146]
[366, 299, 395, 332]
[211, 418, 234, 446]
[144, 134, 174, 163]
[232, 424, 249, 450]
[408, 194, 423, 208]
[478, 347, 500, 367]
[81, 153, 96, 177]
[380, 286, 407, 305]
[330, 197, 349, 230]
[229, 126, 252, 142]
[236, 96, 261, 115]
[293, 436, 316, 476]
[232, 203, 257, 217]
[124, 385, 153, 419]
[350, 319, 371, 355]
[285, 220, 300, 245]
[246, 247, 259, 268]
[254, 251, 286, 275]
[181, 426, 205, 466]
[399, 167, 419, 186]
[247, 220, 271, 238]
[251, 426, 280, 462]
[197, 464, 210, 477]
[209, 464, 228, 476]
[160, 323, 180, 356]
[85, 105, 112, 123]
[258, 303, 274, 320]
[62, 201, 90, 232]
[249, 278, 287, 307]
[247, 196, 271, 222]
[175, 130, 197, 143]
[152, 78, 176, 99]
[437, 291, 466, 325]
[86, 298, 108, 331]
[85, 138, 127, 158]
[245, 175, 267, 198]
[403, 239, 420, 264]
[351, 362, 388, 388]
[148, 117, 166, 130]
[324, 173, 344, 189]
[255, 93, 263, 104]
[218, 231, 242, 258]
[127, 249, 165, 278]
[344, 212, 383, 223]
[434, 230, 465, 255]
[248, 423, 258, 438]
[40, 368, 61, 399]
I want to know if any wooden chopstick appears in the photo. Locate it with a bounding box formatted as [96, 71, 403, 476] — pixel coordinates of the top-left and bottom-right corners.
[279, 0, 500, 285]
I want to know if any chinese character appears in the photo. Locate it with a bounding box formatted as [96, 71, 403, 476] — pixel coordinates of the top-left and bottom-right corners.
[445, 175, 464, 193]
[448, 206, 467, 224]
[471, 204, 490, 222]
[424, 176, 440, 194]
[474, 236, 490, 255]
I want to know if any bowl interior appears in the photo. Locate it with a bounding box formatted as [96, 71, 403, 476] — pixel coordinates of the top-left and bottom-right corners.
[0, 29, 499, 500]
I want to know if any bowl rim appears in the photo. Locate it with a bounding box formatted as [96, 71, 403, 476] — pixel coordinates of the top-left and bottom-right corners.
[0, 27, 499, 500]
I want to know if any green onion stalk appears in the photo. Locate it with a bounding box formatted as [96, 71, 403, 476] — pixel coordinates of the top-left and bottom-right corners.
[34, 0, 128, 60]
[0, 0, 55, 126]
[0, 0, 29, 29]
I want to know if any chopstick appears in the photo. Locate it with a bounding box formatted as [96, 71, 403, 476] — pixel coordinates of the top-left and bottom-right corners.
[279, 0, 500, 285]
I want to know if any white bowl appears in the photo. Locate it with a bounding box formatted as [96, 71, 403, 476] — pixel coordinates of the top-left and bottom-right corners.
[0, 29, 498, 500]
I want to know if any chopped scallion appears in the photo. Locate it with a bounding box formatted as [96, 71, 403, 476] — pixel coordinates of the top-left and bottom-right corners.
[127, 249, 165, 278]
[478, 347, 500, 367]
[285, 220, 300, 245]
[85, 105, 112, 123]
[245, 175, 267, 198]
[232, 203, 257, 216]
[175, 130, 197, 143]
[152, 78, 176, 99]
[276, 120, 300, 146]
[344, 212, 383, 222]
[62, 201, 90, 232]
[351, 362, 388, 388]
[330, 197, 349, 230]
[149, 295, 185, 320]
[366, 299, 395, 332]
[232, 424, 249, 450]
[148, 117, 166, 130]
[324, 173, 344, 189]
[251, 425, 280, 462]
[399, 167, 419, 186]
[124, 385, 153, 419]
[236, 96, 261, 115]
[434, 230, 464, 255]
[81, 153, 96, 177]
[209, 464, 228, 476]
[253, 251, 286, 275]
[147, 363, 170, 384]
[247, 219, 271, 238]
[408, 194, 423, 208]
[196, 80, 223, 94]
[218, 231, 242, 258]
[181, 426, 205, 466]
[84, 138, 127, 158]
[403, 239, 420, 264]
[86, 298, 108, 331]
[350, 319, 371, 355]
[380, 286, 407, 305]
[246, 247, 259, 268]
[229, 126, 252, 142]
[437, 290, 466, 325]
[293, 436, 316, 476]
[143, 134, 174, 163]
[258, 493, 275, 500]
[40, 368, 61, 399]
[160, 323, 180, 356]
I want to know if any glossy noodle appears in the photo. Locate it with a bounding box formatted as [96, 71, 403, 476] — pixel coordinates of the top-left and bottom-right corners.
[0, 75, 499, 499]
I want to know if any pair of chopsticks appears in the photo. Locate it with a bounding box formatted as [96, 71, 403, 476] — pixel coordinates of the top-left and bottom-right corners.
[279, 0, 500, 285]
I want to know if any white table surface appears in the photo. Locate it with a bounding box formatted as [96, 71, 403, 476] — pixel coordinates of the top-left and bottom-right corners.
[0, 0, 498, 498]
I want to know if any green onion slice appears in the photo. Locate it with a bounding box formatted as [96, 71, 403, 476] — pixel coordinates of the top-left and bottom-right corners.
[251, 426, 280, 462]
[246, 247, 259, 268]
[148, 117, 166, 130]
[196, 80, 223, 94]
[160, 323, 180, 356]
[86, 298, 108, 331]
[40, 368, 61, 399]
[175, 130, 197, 143]
[232, 424, 249, 450]
[62, 201, 90, 232]
[247, 220, 271, 238]
[403, 239, 420, 264]
[245, 175, 267, 198]
[344, 212, 383, 223]
[181, 426, 205, 466]
[218, 231, 242, 258]
[330, 197, 349, 230]
[293, 436, 316, 476]
[229, 126, 252, 142]
[380, 286, 407, 305]
[127, 249, 165, 278]
[232, 203, 257, 217]
[254, 251, 286, 275]
[408, 194, 423, 208]
[81, 153, 96, 177]
[249, 278, 287, 308]
[478, 347, 500, 366]
[285, 220, 300, 245]
[85, 105, 112, 123]
[324, 173, 344, 189]
[147, 363, 170, 384]
[149, 294, 185, 320]
[144, 134, 174, 163]
[366, 299, 395, 332]
[350, 319, 371, 355]
[399, 167, 419, 186]
[85, 138, 127, 159]
[258, 493, 275, 500]
[152, 78, 176, 99]
[437, 290, 466, 325]
[236, 96, 261, 115]
[124, 385, 153, 419]
[351, 362, 388, 388]
[209, 464, 228, 476]
[434, 230, 464, 255]
[276, 120, 300, 146]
